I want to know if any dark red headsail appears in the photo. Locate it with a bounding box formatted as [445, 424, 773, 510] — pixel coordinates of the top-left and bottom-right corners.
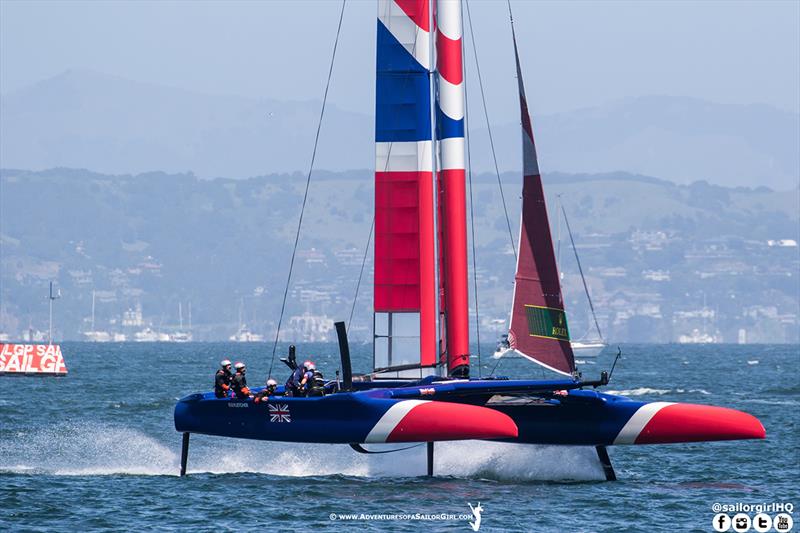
[506, 27, 576, 376]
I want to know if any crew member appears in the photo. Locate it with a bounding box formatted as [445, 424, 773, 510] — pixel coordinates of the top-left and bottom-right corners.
[232, 362, 251, 399]
[299, 362, 316, 396]
[254, 378, 279, 403]
[307, 366, 325, 397]
[214, 359, 234, 398]
[285, 360, 310, 397]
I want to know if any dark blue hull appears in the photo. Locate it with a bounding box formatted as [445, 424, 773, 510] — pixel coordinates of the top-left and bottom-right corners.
[175, 379, 765, 446]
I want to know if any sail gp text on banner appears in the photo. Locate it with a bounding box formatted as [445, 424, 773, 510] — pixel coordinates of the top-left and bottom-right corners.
[0, 344, 68, 375]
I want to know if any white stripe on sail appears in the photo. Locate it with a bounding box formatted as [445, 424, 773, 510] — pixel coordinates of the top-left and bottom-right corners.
[376, 141, 433, 173]
[437, 75, 464, 121]
[436, 0, 462, 40]
[439, 137, 465, 170]
[379, 0, 431, 71]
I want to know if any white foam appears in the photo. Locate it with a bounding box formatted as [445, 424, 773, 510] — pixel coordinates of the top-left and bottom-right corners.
[0, 422, 606, 480]
[607, 387, 671, 396]
[432, 441, 605, 481]
[0, 423, 178, 476]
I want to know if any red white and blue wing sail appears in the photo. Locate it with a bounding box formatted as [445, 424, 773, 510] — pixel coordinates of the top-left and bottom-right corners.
[435, 0, 470, 376]
[506, 27, 576, 376]
[374, 0, 437, 375]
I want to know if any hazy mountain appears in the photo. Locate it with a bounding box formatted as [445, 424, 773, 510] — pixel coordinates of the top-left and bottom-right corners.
[1, 69, 798, 189]
[1, 167, 797, 343]
[471, 96, 800, 191]
[0, 69, 372, 178]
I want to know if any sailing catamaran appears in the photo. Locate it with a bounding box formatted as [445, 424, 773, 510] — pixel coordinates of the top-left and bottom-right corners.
[174, 0, 764, 478]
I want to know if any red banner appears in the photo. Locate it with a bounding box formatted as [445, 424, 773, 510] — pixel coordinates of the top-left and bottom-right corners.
[0, 344, 68, 375]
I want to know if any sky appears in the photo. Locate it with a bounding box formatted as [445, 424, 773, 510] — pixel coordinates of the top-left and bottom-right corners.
[1, 0, 799, 123]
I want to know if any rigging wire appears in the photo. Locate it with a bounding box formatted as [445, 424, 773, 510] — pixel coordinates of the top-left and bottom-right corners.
[268, 0, 347, 379]
[561, 204, 604, 341]
[347, 216, 374, 334]
[464, 0, 517, 263]
[462, 0, 482, 377]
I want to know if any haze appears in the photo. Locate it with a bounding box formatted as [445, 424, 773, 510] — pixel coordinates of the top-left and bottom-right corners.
[2, 0, 799, 122]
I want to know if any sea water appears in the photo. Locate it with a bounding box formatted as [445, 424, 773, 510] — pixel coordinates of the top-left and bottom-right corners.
[1, 343, 798, 532]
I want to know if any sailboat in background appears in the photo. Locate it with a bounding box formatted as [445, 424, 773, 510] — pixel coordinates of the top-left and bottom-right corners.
[170, 303, 193, 342]
[175, 0, 764, 479]
[559, 200, 607, 357]
[83, 290, 112, 343]
[229, 298, 264, 342]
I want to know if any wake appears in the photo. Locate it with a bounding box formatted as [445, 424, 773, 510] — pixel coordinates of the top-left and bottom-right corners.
[0, 422, 605, 481]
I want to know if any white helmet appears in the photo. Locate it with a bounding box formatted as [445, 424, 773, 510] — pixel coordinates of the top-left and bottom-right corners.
[306, 362, 316, 371]
[234, 362, 246, 371]
[266, 378, 278, 387]
[220, 359, 232, 368]
[302, 360, 313, 369]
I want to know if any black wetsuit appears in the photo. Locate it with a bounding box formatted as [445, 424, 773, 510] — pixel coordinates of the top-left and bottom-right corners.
[254, 387, 277, 403]
[232, 372, 250, 399]
[214, 369, 233, 398]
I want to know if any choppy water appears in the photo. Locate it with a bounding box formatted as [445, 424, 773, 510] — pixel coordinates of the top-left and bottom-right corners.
[1, 343, 798, 532]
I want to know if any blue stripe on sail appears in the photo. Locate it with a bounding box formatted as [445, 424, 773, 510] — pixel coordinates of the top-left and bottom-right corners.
[376, 20, 431, 143]
[436, 104, 464, 139]
[376, 20, 427, 74]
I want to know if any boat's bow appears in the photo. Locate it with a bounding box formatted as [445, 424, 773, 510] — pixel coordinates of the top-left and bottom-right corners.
[612, 401, 765, 445]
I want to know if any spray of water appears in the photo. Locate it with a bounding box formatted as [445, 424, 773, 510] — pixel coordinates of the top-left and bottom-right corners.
[0, 422, 605, 480]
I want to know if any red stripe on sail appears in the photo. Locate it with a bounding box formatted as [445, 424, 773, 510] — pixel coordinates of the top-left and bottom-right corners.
[436, 32, 463, 85]
[439, 168, 470, 370]
[393, 0, 430, 32]
[418, 168, 437, 366]
[374, 170, 436, 364]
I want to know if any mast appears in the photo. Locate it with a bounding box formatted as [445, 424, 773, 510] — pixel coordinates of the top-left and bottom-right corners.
[91, 289, 96, 331]
[48, 281, 60, 345]
[562, 204, 604, 342]
[435, 0, 470, 377]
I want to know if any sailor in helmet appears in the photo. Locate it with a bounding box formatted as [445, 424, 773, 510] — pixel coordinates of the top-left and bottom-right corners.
[285, 360, 310, 397]
[299, 361, 316, 396]
[214, 359, 234, 398]
[254, 378, 279, 403]
[231, 362, 252, 399]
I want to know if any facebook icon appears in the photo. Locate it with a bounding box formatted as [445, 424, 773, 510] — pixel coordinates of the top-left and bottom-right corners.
[713, 513, 731, 532]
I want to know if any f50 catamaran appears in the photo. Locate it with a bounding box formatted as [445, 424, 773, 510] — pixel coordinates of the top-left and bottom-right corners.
[174, 0, 764, 479]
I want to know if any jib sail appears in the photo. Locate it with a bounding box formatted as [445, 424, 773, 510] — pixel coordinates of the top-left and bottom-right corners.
[506, 25, 576, 376]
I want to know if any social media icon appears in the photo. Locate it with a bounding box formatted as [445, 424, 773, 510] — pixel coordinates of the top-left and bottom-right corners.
[713, 513, 732, 532]
[752, 513, 772, 533]
[774, 513, 794, 532]
[732, 513, 751, 532]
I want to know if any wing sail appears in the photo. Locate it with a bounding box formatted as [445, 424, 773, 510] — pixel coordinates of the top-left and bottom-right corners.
[374, 0, 437, 377]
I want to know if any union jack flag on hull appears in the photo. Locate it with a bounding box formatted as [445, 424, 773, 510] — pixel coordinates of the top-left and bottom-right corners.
[268, 403, 291, 423]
